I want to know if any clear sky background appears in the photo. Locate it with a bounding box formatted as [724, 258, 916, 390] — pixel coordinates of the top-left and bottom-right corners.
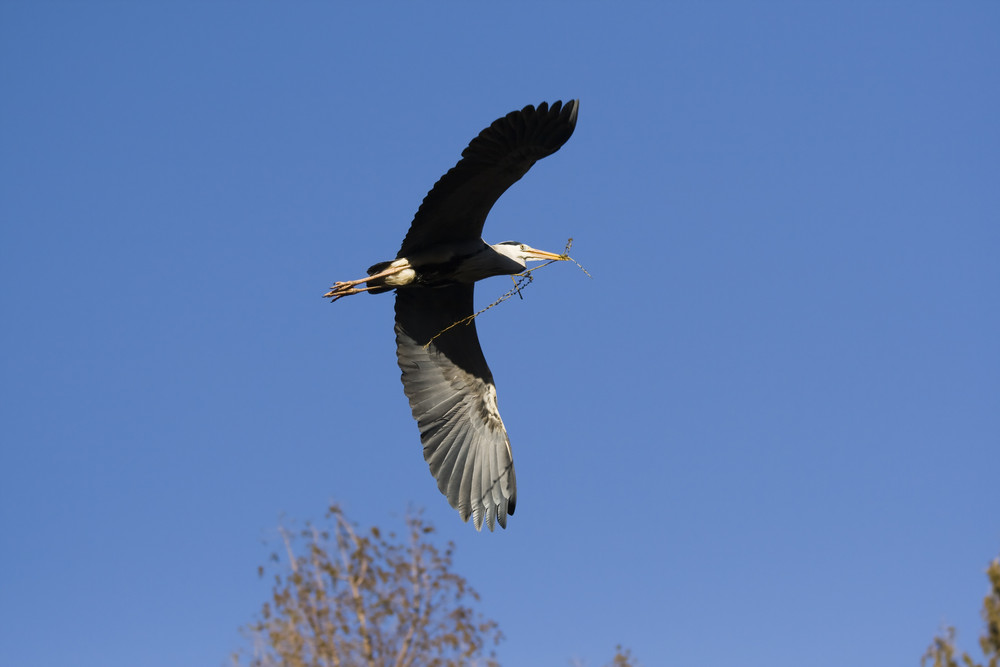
[2, 3, 997, 666]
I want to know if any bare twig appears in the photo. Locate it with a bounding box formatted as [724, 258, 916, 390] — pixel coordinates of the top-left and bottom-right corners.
[335, 515, 376, 667]
[422, 238, 590, 349]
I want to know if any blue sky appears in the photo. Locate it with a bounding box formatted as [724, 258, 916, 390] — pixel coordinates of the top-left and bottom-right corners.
[1, 3, 997, 666]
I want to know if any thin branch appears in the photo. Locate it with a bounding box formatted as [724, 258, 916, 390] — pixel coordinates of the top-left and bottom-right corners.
[423, 238, 591, 349]
[393, 521, 424, 667]
[335, 513, 376, 667]
[279, 526, 297, 574]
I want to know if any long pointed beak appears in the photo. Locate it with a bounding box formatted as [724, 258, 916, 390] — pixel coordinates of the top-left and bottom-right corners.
[522, 245, 568, 262]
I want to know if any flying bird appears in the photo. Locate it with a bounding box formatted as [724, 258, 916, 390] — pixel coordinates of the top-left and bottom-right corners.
[325, 100, 579, 531]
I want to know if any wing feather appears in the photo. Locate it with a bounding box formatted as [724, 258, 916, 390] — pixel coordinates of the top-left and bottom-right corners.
[394, 284, 517, 531]
[397, 100, 579, 258]
[482, 445, 497, 531]
[455, 429, 477, 520]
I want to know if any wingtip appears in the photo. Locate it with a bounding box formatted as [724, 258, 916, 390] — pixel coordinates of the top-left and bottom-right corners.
[565, 99, 579, 126]
[465, 499, 510, 532]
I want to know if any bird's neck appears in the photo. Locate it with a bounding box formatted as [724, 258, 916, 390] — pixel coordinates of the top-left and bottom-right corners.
[406, 242, 524, 285]
[452, 245, 525, 281]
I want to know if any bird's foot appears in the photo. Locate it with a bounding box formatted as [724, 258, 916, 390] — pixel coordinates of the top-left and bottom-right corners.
[329, 276, 371, 290]
[323, 281, 378, 302]
[323, 263, 411, 302]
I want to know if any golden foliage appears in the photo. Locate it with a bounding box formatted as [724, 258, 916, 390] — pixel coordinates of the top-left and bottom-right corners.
[605, 643, 640, 667]
[237, 504, 502, 667]
[923, 558, 1000, 667]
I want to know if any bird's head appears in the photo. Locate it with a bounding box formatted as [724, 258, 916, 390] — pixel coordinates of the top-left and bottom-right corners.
[491, 241, 567, 267]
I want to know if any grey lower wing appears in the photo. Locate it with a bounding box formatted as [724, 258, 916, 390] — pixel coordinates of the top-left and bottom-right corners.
[394, 284, 516, 531]
[397, 100, 579, 258]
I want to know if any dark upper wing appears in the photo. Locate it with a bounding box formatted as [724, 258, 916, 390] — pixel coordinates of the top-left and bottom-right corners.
[397, 100, 579, 258]
[394, 284, 516, 531]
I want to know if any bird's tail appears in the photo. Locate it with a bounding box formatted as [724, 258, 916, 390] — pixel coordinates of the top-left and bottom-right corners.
[364, 260, 395, 294]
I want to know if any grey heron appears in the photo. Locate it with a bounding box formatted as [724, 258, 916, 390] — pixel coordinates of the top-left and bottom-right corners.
[325, 100, 579, 531]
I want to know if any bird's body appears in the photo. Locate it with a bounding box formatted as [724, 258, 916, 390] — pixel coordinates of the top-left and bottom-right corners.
[326, 100, 579, 530]
[365, 240, 556, 291]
